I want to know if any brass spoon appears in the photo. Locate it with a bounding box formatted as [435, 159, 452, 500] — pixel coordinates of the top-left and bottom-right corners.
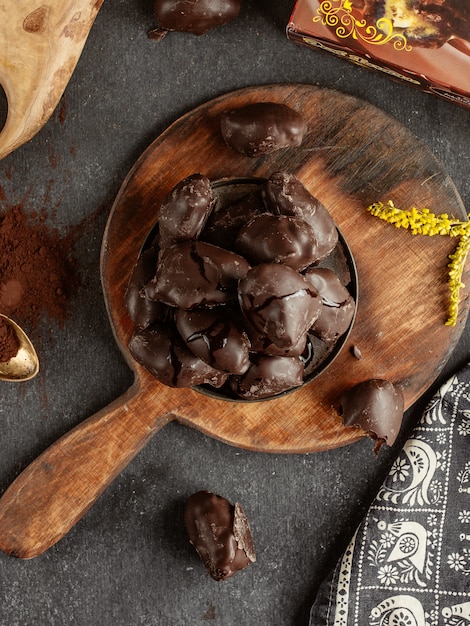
[0, 314, 39, 382]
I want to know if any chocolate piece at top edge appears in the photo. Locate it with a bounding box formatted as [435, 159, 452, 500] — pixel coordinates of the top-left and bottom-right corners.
[234, 212, 321, 270]
[184, 490, 256, 581]
[125, 247, 169, 329]
[151, 0, 242, 38]
[238, 263, 322, 350]
[220, 102, 307, 157]
[129, 323, 228, 388]
[230, 354, 304, 400]
[340, 379, 404, 450]
[175, 308, 251, 375]
[303, 267, 356, 342]
[262, 172, 338, 261]
[157, 173, 214, 248]
[143, 240, 250, 310]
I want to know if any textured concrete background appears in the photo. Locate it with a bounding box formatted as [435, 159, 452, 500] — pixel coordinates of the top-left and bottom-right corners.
[0, 1, 469, 624]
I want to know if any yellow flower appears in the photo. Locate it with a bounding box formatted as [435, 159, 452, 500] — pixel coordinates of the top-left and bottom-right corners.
[367, 200, 470, 326]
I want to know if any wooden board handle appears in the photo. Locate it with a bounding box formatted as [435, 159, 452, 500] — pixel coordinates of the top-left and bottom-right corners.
[0, 382, 171, 559]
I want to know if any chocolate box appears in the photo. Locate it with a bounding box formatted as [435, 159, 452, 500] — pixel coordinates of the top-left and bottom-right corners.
[287, 0, 470, 109]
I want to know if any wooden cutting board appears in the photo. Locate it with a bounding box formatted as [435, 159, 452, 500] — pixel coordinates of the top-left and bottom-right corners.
[0, 84, 467, 559]
[102, 83, 469, 452]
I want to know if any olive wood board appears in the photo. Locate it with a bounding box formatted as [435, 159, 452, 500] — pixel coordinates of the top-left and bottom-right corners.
[0, 84, 468, 559]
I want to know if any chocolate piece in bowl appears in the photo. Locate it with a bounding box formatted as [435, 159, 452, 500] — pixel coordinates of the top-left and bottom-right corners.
[220, 102, 307, 157]
[157, 173, 214, 248]
[201, 190, 264, 251]
[129, 323, 228, 388]
[234, 212, 321, 270]
[125, 247, 170, 329]
[184, 490, 256, 581]
[230, 354, 305, 400]
[150, 0, 242, 39]
[340, 379, 404, 451]
[246, 318, 308, 357]
[304, 267, 356, 342]
[142, 240, 250, 309]
[175, 308, 251, 374]
[238, 263, 322, 351]
[263, 172, 338, 261]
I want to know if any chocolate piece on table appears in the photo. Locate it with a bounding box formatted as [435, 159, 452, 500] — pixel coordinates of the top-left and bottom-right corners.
[157, 173, 214, 248]
[150, 0, 242, 39]
[143, 240, 250, 309]
[230, 354, 304, 400]
[125, 247, 169, 329]
[184, 490, 256, 581]
[304, 267, 355, 342]
[238, 263, 322, 350]
[262, 172, 338, 261]
[340, 379, 404, 450]
[234, 212, 321, 270]
[129, 323, 228, 388]
[220, 102, 307, 157]
[175, 308, 251, 374]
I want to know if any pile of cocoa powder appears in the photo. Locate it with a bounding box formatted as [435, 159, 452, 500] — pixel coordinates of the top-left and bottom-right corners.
[0, 316, 20, 362]
[0, 205, 78, 331]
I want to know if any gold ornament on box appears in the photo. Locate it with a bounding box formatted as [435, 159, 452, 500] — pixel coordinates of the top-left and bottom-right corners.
[313, 0, 412, 51]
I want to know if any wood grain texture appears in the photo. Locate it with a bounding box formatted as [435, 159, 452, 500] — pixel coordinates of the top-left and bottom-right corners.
[0, 0, 104, 160]
[0, 84, 467, 559]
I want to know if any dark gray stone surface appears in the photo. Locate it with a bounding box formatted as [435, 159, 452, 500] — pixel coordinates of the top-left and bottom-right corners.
[0, 1, 469, 624]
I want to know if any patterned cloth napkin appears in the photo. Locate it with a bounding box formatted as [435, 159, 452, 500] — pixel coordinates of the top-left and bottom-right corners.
[310, 364, 470, 626]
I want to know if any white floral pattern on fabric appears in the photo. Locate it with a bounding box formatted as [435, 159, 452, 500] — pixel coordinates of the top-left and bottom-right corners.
[310, 364, 470, 626]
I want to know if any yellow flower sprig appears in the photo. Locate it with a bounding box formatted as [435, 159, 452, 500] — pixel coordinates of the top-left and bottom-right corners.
[447, 232, 470, 326]
[367, 200, 469, 237]
[366, 200, 470, 326]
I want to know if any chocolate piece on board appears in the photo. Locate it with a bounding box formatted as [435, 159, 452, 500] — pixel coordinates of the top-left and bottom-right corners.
[340, 379, 404, 450]
[220, 102, 307, 157]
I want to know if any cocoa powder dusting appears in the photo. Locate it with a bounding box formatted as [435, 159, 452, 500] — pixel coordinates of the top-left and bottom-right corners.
[0, 317, 20, 362]
[0, 205, 78, 330]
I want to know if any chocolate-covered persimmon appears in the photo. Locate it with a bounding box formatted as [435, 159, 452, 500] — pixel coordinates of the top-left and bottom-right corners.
[263, 172, 338, 261]
[184, 490, 256, 581]
[238, 263, 322, 350]
[149, 0, 242, 40]
[220, 102, 307, 157]
[340, 379, 404, 450]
